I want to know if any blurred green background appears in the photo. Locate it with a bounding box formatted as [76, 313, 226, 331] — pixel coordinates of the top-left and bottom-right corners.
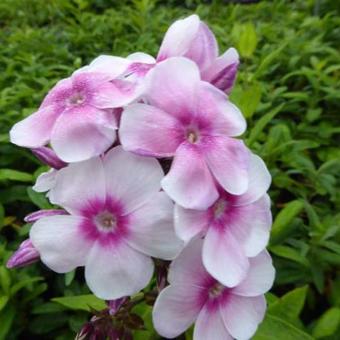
[0, 0, 339, 339]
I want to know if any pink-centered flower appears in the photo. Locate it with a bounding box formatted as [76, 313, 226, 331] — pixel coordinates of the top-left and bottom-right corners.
[29, 146, 183, 299]
[120, 57, 248, 210]
[175, 154, 272, 287]
[153, 238, 275, 340]
[10, 70, 134, 163]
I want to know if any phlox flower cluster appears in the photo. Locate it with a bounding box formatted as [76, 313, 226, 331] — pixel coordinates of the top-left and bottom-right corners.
[8, 15, 275, 339]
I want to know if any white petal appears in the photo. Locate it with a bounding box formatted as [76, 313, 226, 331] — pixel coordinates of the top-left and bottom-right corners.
[85, 241, 153, 300]
[174, 204, 210, 243]
[233, 250, 275, 297]
[126, 192, 183, 260]
[127, 52, 156, 64]
[48, 156, 106, 215]
[103, 146, 164, 213]
[220, 295, 266, 340]
[153, 284, 203, 339]
[32, 169, 57, 193]
[194, 304, 233, 340]
[30, 215, 91, 273]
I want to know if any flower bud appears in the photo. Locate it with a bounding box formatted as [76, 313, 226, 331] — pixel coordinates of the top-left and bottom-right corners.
[31, 146, 67, 169]
[6, 239, 40, 269]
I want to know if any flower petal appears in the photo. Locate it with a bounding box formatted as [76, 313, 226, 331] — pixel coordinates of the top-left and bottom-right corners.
[10, 106, 59, 148]
[197, 82, 246, 137]
[233, 250, 275, 297]
[229, 194, 272, 258]
[85, 241, 153, 300]
[153, 284, 203, 339]
[220, 295, 266, 340]
[203, 225, 249, 287]
[168, 237, 208, 288]
[145, 57, 200, 119]
[50, 106, 116, 162]
[194, 304, 233, 340]
[204, 136, 250, 195]
[126, 192, 183, 260]
[120, 103, 181, 157]
[30, 215, 91, 273]
[127, 52, 156, 64]
[174, 204, 210, 243]
[157, 15, 200, 61]
[32, 169, 57, 193]
[103, 146, 164, 213]
[48, 156, 106, 215]
[161, 143, 218, 210]
[235, 154, 272, 206]
[202, 47, 239, 94]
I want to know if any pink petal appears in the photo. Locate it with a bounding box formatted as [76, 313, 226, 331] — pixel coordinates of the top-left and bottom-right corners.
[119, 103, 182, 157]
[161, 143, 218, 210]
[157, 15, 200, 61]
[10, 106, 59, 148]
[185, 21, 219, 72]
[152, 284, 203, 339]
[48, 156, 106, 215]
[234, 154, 271, 206]
[197, 82, 246, 137]
[127, 52, 156, 64]
[50, 106, 117, 162]
[203, 136, 250, 195]
[168, 237, 209, 288]
[220, 295, 266, 339]
[233, 250, 275, 297]
[145, 57, 200, 120]
[202, 47, 239, 94]
[103, 146, 164, 213]
[126, 192, 183, 260]
[85, 241, 153, 300]
[174, 204, 210, 243]
[203, 225, 249, 287]
[29, 215, 91, 273]
[194, 304, 233, 340]
[24, 209, 67, 223]
[229, 194, 272, 258]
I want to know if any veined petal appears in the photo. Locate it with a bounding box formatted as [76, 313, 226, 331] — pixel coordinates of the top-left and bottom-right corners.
[103, 146, 164, 213]
[30, 215, 91, 273]
[145, 57, 200, 119]
[126, 192, 183, 260]
[10, 105, 59, 148]
[161, 143, 218, 210]
[157, 15, 200, 61]
[85, 241, 153, 300]
[174, 204, 210, 242]
[229, 195, 272, 258]
[233, 250, 275, 297]
[50, 106, 116, 163]
[48, 156, 106, 215]
[153, 284, 203, 339]
[204, 136, 250, 196]
[194, 304, 233, 340]
[220, 295, 266, 340]
[120, 103, 181, 157]
[203, 225, 249, 287]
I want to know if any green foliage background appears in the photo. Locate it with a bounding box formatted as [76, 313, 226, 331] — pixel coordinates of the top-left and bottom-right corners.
[0, 0, 339, 338]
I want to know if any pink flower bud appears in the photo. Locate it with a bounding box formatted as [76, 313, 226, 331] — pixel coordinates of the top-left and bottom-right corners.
[6, 239, 40, 269]
[24, 209, 68, 223]
[107, 297, 127, 315]
[31, 146, 67, 169]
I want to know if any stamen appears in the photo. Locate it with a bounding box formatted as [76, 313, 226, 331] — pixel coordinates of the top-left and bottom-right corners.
[209, 283, 224, 298]
[95, 211, 117, 232]
[213, 199, 227, 218]
[186, 130, 199, 143]
[68, 93, 85, 106]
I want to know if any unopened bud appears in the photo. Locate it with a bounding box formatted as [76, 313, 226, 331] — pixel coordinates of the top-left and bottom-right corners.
[31, 146, 66, 169]
[6, 239, 40, 269]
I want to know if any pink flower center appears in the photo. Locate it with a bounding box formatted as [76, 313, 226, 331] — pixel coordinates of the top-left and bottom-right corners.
[212, 198, 228, 219]
[208, 282, 225, 299]
[67, 93, 85, 106]
[94, 211, 117, 233]
[186, 129, 199, 144]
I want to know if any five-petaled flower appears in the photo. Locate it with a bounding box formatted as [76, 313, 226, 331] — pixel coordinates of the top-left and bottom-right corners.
[153, 238, 275, 340]
[29, 146, 183, 299]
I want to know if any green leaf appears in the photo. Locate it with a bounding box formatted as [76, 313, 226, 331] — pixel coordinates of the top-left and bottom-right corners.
[237, 22, 258, 58]
[64, 270, 76, 286]
[0, 169, 33, 182]
[10, 277, 43, 296]
[0, 296, 8, 312]
[0, 305, 15, 340]
[0, 266, 11, 295]
[269, 286, 308, 324]
[27, 187, 52, 209]
[253, 314, 313, 340]
[52, 294, 106, 312]
[312, 307, 340, 338]
[270, 200, 304, 245]
[270, 245, 309, 267]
